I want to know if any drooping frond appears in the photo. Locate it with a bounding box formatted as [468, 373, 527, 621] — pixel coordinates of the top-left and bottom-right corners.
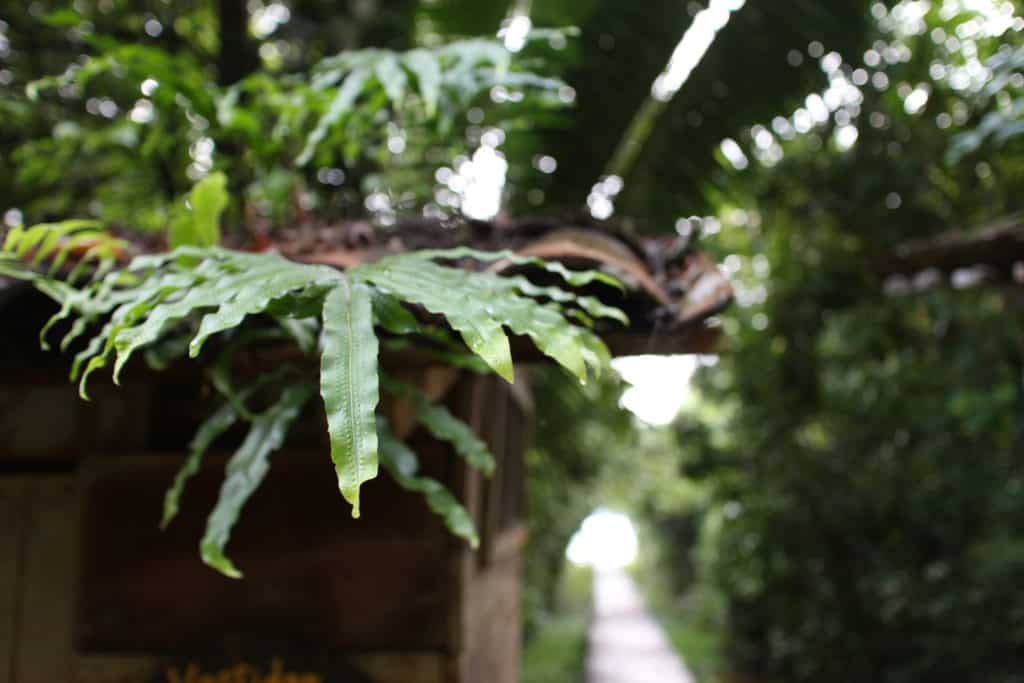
[378, 418, 478, 547]
[382, 375, 495, 476]
[320, 281, 380, 518]
[200, 383, 314, 578]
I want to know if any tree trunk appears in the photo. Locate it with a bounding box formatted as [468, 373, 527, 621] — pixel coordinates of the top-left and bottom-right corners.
[217, 0, 258, 85]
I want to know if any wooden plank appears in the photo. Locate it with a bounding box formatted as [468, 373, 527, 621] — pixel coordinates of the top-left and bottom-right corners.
[457, 531, 522, 683]
[0, 480, 27, 683]
[77, 453, 453, 652]
[15, 476, 79, 683]
[482, 377, 509, 567]
[446, 374, 489, 657]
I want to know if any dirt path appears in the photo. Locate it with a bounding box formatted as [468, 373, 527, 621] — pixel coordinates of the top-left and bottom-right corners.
[586, 569, 696, 683]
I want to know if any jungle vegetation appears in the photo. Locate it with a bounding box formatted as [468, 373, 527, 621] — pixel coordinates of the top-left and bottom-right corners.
[2, 0, 1024, 681]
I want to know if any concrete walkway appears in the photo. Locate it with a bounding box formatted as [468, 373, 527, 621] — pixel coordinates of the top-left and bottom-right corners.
[586, 569, 696, 683]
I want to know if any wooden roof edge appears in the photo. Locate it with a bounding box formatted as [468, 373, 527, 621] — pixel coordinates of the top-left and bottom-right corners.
[2, 219, 735, 346]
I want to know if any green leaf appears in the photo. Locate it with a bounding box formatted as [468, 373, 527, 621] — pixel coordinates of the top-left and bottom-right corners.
[170, 172, 228, 248]
[200, 383, 313, 578]
[78, 351, 111, 400]
[378, 419, 478, 547]
[355, 258, 514, 382]
[416, 246, 626, 291]
[379, 375, 494, 473]
[188, 262, 340, 357]
[320, 279, 380, 517]
[161, 402, 238, 530]
[1, 220, 106, 269]
[404, 49, 442, 116]
[468, 283, 592, 382]
[371, 291, 422, 335]
[374, 55, 408, 104]
[498, 275, 630, 326]
[111, 285, 222, 382]
[413, 390, 495, 475]
[112, 255, 306, 380]
[70, 321, 112, 382]
[297, 69, 371, 166]
[357, 253, 615, 384]
[162, 366, 294, 530]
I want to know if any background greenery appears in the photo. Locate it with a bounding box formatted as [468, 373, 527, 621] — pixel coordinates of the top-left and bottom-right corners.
[4, 0, 1024, 681]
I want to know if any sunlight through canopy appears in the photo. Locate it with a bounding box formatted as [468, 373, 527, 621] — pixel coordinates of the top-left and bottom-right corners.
[566, 508, 639, 570]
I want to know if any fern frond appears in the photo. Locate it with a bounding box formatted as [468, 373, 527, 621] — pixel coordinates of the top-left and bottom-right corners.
[378, 418, 478, 547]
[8, 221, 627, 576]
[356, 257, 515, 381]
[200, 383, 314, 578]
[320, 280, 380, 517]
[1, 220, 126, 285]
[297, 68, 372, 166]
[356, 252, 616, 384]
[188, 263, 341, 357]
[161, 402, 239, 530]
[497, 275, 630, 326]
[405, 49, 442, 116]
[163, 366, 300, 531]
[382, 375, 495, 476]
[296, 38, 568, 167]
[413, 246, 626, 291]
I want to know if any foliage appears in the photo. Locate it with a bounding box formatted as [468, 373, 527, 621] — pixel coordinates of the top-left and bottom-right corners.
[949, 44, 1024, 162]
[3, 223, 624, 577]
[168, 172, 229, 248]
[0, 1, 636, 581]
[3, 5, 571, 232]
[0, 0, 886, 235]
[0, 219, 126, 285]
[644, 3, 1024, 681]
[521, 365, 635, 639]
[8, 0, 1024, 677]
[521, 564, 592, 683]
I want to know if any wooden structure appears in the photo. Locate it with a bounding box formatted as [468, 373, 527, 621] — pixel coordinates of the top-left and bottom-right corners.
[0, 222, 731, 683]
[877, 212, 1024, 291]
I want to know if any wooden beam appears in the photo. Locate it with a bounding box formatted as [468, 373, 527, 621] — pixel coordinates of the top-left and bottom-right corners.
[877, 213, 1024, 279]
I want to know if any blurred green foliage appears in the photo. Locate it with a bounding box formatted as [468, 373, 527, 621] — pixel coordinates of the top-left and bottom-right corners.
[644, 3, 1024, 681]
[522, 366, 635, 638]
[0, 1, 572, 234]
[520, 564, 592, 683]
[0, 0, 879, 235]
[6, 0, 1024, 680]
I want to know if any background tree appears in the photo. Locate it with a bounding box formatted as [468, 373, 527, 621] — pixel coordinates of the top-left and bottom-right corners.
[650, 3, 1024, 681]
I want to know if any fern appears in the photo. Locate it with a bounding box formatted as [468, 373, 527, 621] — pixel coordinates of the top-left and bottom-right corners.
[1, 220, 128, 284]
[382, 375, 495, 475]
[2, 223, 627, 577]
[378, 417, 479, 547]
[200, 383, 315, 578]
[320, 281, 380, 517]
[295, 36, 570, 166]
